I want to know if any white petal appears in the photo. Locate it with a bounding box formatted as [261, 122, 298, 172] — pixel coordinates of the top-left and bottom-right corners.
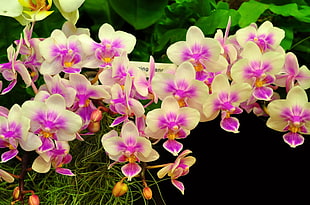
[0, 0, 22, 17]
[58, 0, 84, 13]
[32, 156, 51, 173]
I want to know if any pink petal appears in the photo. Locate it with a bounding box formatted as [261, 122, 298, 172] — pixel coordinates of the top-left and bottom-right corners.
[1, 149, 18, 162]
[163, 139, 183, 156]
[253, 86, 273, 101]
[56, 168, 75, 176]
[220, 116, 240, 133]
[121, 162, 141, 181]
[283, 132, 304, 148]
[171, 179, 185, 195]
[110, 115, 128, 127]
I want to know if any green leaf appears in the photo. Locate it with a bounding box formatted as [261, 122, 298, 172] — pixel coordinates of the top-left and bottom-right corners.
[269, 4, 310, 23]
[238, 0, 270, 27]
[109, 0, 168, 30]
[281, 27, 294, 50]
[154, 28, 187, 52]
[195, 8, 240, 35]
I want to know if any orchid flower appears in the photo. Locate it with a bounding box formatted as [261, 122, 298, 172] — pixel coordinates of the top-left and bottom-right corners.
[79, 23, 136, 68]
[145, 96, 200, 155]
[203, 74, 252, 133]
[0, 169, 14, 183]
[38, 74, 77, 107]
[39, 29, 96, 75]
[98, 53, 148, 98]
[32, 141, 75, 176]
[21, 94, 82, 152]
[266, 86, 310, 147]
[0, 42, 32, 94]
[166, 26, 227, 81]
[157, 149, 196, 194]
[101, 121, 159, 180]
[275, 52, 310, 92]
[14, 23, 43, 82]
[151, 61, 209, 120]
[67, 73, 110, 129]
[108, 75, 145, 127]
[236, 21, 285, 52]
[0, 104, 41, 162]
[214, 17, 238, 65]
[230, 41, 284, 101]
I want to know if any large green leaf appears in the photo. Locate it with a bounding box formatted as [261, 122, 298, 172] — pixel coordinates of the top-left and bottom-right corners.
[195, 2, 240, 35]
[237, 0, 269, 27]
[109, 0, 168, 30]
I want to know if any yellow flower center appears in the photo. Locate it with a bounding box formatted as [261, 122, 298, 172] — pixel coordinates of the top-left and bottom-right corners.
[64, 61, 74, 68]
[127, 155, 137, 163]
[255, 79, 265, 87]
[41, 130, 52, 138]
[102, 57, 113, 63]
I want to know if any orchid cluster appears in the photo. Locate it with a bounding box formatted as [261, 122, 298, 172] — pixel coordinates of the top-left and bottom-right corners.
[0, 3, 310, 203]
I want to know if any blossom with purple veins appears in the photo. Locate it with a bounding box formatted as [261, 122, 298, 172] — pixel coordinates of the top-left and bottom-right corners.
[145, 96, 200, 155]
[203, 74, 252, 133]
[79, 23, 136, 68]
[101, 121, 159, 180]
[167, 26, 227, 81]
[108, 75, 145, 127]
[38, 74, 77, 107]
[21, 94, 82, 152]
[98, 53, 148, 98]
[275, 52, 310, 92]
[151, 62, 209, 120]
[67, 73, 110, 129]
[39, 29, 96, 75]
[32, 141, 75, 176]
[0, 42, 32, 94]
[236, 21, 285, 52]
[0, 104, 41, 162]
[267, 86, 310, 147]
[231, 41, 284, 101]
[157, 149, 196, 194]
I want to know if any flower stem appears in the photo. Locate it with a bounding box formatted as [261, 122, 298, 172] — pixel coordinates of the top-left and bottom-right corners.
[146, 163, 170, 169]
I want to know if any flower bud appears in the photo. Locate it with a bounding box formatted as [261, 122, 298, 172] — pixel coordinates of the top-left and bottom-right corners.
[112, 181, 128, 197]
[28, 194, 40, 205]
[87, 121, 101, 133]
[143, 186, 152, 200]
[90, 109, 103, 122]
[12, 186, 20, 200]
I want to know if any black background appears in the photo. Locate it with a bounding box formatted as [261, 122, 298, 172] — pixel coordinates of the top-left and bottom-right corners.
[151, 112, 310, 204]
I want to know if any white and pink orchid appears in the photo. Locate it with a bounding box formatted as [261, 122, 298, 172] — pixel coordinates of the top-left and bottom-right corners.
[152, 62, 209, 120]
[21, 94, 82, 152]
[145, 96, 200, 155]
[0, 104, 41, 162]
[267, 86, 310, 147]
[167, 25, 227, 81]
[235, 21, 285, 52]
[101, 121, 159, 180]
[203, 74, 252, 133]
[157, 149, 196, 194]
[79, 23, 136, 68]
[231, 41, 284, 101]
[275, 52, 310, 92]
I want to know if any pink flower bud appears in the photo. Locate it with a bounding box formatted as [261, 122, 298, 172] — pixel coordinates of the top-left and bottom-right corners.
[12, 186, 20, 200]
[87, 121, 101, 133]
[143, 186, 152, 200]
[112, 181, 128, 197]
[28, 194, 40, 205]
[90, 109, 103, 122]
